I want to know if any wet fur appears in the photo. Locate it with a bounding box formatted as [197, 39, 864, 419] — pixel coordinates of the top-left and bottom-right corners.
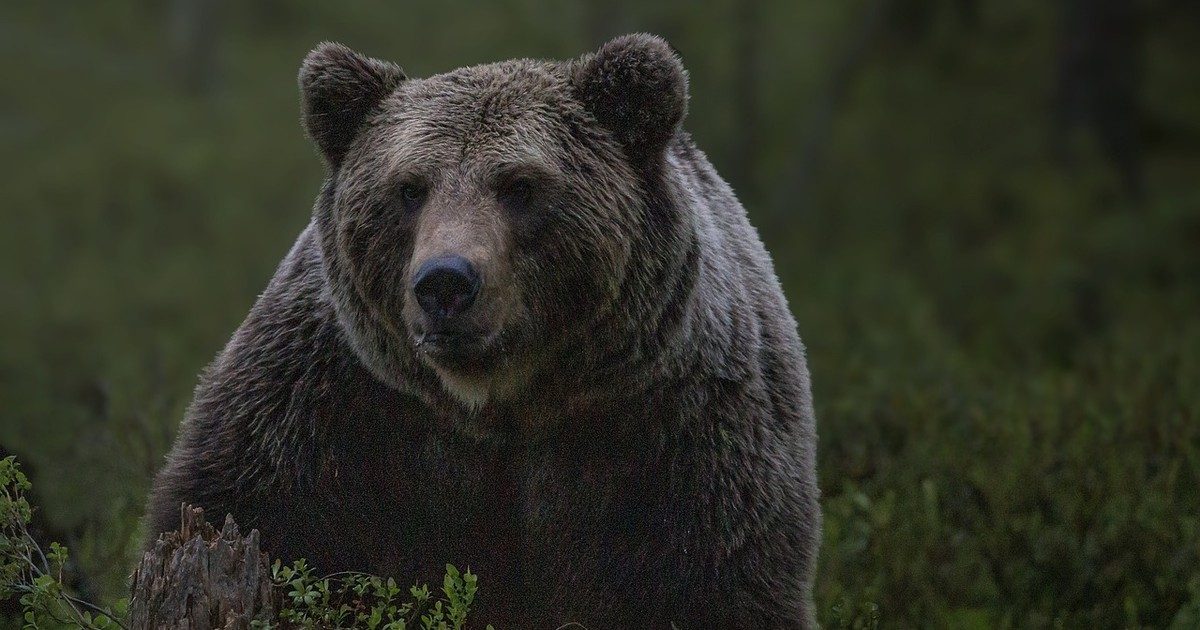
[146, 34, 820, 628]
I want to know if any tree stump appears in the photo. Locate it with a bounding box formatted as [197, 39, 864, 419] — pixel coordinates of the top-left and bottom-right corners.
[129, 505, 276, 629]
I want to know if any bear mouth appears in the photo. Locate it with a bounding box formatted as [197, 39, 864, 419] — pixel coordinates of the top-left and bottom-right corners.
[414, 327, 496, 371]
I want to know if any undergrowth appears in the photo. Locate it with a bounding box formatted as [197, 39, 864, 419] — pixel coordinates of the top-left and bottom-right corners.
[1, 456, 490, 630]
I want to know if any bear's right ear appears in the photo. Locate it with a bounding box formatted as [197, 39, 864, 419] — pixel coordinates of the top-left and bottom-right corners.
[299, 42, 406, 169]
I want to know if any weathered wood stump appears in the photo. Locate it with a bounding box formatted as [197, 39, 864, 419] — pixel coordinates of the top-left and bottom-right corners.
[129, 505, 276, 629]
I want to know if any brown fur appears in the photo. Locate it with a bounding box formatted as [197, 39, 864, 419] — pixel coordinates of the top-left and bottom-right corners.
[145, 34, 820, 628]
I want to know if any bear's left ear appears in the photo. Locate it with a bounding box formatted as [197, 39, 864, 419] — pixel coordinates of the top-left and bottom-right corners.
[571, 33, 689, 165]
[299, 42, 406, 169]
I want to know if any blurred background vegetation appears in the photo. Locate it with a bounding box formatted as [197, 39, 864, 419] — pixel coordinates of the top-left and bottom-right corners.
[1, 0, 1198, 627]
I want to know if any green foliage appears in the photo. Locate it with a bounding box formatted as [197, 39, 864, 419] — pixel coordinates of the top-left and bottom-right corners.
[791, 5, 1200, 620]
[261, 560, 488, 630]
[0, 456, 129, 629]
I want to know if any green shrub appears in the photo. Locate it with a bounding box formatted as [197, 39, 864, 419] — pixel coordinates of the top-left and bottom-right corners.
[261, 560, 488, 630]
[1, 456, 128, 629]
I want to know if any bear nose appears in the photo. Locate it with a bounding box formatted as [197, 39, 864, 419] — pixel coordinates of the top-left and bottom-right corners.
[412, 255, 481, 320]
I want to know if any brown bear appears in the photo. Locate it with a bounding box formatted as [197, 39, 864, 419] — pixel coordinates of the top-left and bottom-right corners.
[145, 34, 821, 628]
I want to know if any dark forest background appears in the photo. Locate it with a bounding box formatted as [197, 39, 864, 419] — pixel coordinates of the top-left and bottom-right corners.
[1, 0, 1198, 627]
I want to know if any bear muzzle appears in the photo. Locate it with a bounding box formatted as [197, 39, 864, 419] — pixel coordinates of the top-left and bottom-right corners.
[412, 254, 481, 320]
[409, 254, 503, 371]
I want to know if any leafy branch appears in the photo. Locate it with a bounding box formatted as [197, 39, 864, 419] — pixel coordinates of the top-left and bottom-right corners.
[0, 456, 128, 629]
[258, 559, 490, 630]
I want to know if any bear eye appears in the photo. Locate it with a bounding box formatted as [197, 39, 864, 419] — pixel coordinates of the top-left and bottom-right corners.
[398, 182, 428, 211]
[498, 177, 535, 208]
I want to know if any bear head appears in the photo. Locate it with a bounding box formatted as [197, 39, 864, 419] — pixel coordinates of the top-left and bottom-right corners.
[299, 34, 691, 417]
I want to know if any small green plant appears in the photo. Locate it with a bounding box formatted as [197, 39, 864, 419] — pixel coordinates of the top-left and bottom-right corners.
[0, 456, 128, 629]
[826, 597, 881, 630]
[257, 559, 489, 630]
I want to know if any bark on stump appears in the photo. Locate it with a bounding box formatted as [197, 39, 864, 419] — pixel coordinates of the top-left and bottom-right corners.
[129, 505, 276, 629]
